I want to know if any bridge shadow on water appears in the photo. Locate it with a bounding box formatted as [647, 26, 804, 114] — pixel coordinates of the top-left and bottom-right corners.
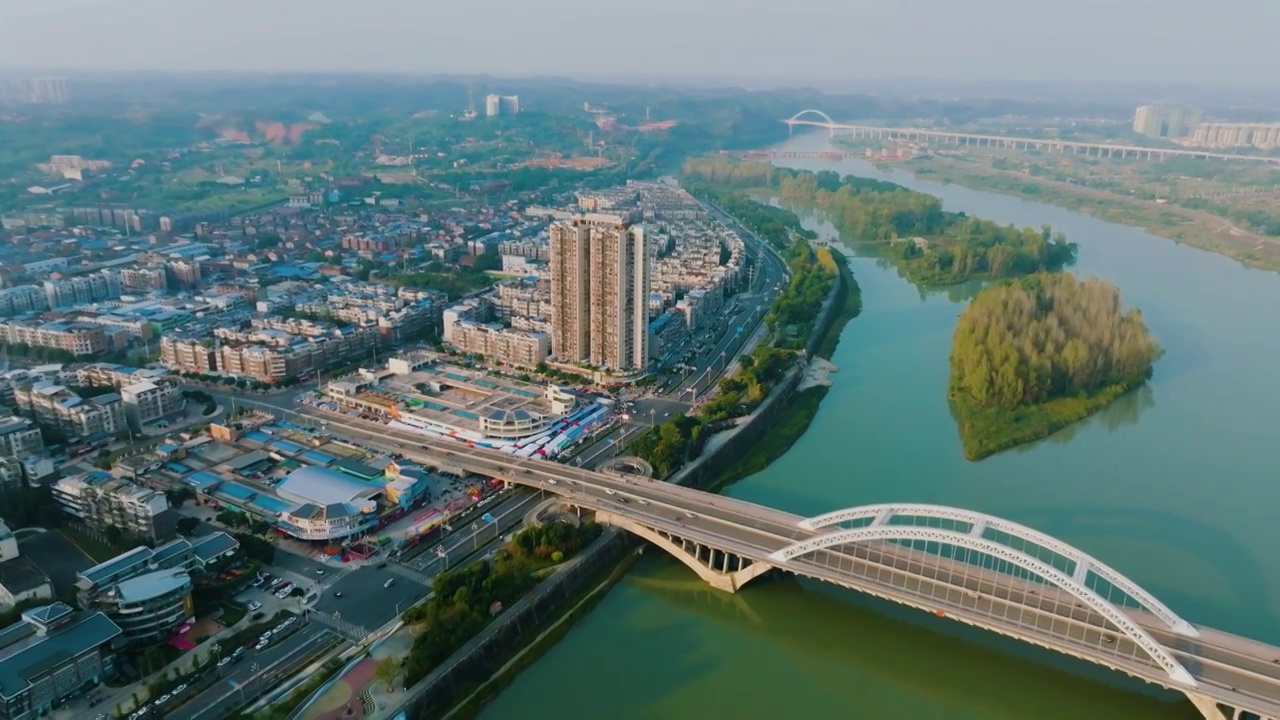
[624, 557, 1200, 719]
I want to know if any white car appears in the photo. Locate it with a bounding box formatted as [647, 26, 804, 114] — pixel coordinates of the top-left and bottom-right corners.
[255, 639, 269, 650]
[247, 601, 262, 611]
[158, 693, 171, 704]
[384, 578, 395, 588]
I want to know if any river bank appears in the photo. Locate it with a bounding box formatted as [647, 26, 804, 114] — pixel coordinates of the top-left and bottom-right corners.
[394, 197, 860, 720]
[887, 154, 1280, 274]
[474, 132, 1280, 720]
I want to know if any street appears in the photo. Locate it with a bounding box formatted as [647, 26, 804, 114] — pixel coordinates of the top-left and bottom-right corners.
[169, 625, 344, 720]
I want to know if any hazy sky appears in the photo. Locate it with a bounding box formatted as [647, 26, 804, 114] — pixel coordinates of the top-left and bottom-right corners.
[2, 0, 1277, 86]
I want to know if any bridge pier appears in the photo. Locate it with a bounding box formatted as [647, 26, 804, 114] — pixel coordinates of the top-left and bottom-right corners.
[595, 510, 774, 593]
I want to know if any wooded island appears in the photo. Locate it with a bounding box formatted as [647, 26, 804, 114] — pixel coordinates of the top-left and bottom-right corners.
[949, 272, 1160, 459]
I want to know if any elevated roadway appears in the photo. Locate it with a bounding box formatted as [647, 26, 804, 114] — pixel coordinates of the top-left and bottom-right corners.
[289, 409, 1279, 719]
[782, 109, 1280, 165]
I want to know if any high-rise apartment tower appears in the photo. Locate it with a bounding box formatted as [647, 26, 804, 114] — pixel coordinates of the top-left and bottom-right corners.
[549, 218, 649, 372]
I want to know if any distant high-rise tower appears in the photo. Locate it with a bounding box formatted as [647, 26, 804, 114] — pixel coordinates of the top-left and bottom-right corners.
[29, 77, 70, 104]
[485, 94, 501, 118]
[549, 218, 649, 371]
[501, 95, 520, 115]
[1133, 106, 1163, 137]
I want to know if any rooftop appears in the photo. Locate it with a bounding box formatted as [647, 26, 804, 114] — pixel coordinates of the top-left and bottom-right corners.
[191, 532, 239, 563]
[109, 569, 190, 603]
[0, 606, 121, 701]
[276, 466, 380, 510]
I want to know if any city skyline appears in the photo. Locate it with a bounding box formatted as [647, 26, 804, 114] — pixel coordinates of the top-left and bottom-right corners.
[1, 0, 1277, 86]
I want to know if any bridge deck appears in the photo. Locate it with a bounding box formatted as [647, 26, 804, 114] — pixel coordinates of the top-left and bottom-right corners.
[302, 409, 1280, 718]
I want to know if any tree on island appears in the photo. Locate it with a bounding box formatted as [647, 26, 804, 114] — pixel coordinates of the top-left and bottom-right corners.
[948, 272, 1160, 460]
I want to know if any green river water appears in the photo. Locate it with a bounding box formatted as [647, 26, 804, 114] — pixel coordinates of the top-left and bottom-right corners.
[477, 133, 1280, 720]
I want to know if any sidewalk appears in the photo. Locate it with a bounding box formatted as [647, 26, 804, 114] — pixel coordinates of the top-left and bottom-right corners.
[296, 625, 418, 720]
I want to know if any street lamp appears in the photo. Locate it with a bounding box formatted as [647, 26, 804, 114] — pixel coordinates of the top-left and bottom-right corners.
[471, 522, 480, 551]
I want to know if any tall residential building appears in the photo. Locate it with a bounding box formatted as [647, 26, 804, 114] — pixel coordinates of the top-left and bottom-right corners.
[549, 218, 649, 372]
[485, 94, 501, 118]
[550, 221, 590, 363]
[1133, 106, 1163, 137]
[29, 78, 70, 104]
[1132, 105, 1200, 139]
[1189, 122, 1280, 150]
[501, 95, 520, 115]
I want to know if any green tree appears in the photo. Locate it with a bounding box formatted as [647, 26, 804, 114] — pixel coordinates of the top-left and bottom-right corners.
[374, 656, 399, 691]
[175, 517, 200, 536]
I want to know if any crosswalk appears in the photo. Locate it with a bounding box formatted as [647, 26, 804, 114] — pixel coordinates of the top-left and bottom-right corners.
[311, 612, 371, 642]
[387, 561, 433, 586]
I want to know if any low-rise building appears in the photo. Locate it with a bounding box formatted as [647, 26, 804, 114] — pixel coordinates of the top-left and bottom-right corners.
[0, 320, 108, 357]
[12, 384, 125, 441]
[91, 570, 193, 647]
[120, 381, 184, 429]
[0, 417, 43, 460]
[0, 603, 122, 719]
[449, 321, 550, 368]
[0, 522, 54, 611]
[52, 472, 169, 541]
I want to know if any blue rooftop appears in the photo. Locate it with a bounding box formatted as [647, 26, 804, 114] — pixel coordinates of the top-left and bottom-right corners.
[244, 430, 272, 443]
[301, 450, 335, 466]
[270, 439, 303, 455]
[184, 471, 223, 490]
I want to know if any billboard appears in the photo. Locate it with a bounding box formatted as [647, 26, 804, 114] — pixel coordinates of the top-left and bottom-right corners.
[409, 509, 444, 537]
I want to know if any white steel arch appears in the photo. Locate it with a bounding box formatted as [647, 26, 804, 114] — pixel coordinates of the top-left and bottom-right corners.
[799, 504, 1199, 639]
[769, 526, 1197, 688]
[787, 109, 837, 126]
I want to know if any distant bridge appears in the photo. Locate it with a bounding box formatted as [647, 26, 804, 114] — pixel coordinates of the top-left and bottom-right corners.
[783, 109, 1280, 164]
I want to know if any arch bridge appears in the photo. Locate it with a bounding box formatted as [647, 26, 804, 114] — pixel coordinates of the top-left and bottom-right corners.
[557, 487, 1280, 720]
[279, 411, 1280, 720]
[780, 109, 1280, 164]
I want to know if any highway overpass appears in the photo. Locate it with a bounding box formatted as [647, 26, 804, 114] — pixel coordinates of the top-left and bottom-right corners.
[287, 410, 1280, 720]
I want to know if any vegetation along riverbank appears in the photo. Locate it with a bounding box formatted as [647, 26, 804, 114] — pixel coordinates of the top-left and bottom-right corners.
[948, 272, 1160, 460]
[681, 156, 1078, 288]
[887, 153, 1280, 274]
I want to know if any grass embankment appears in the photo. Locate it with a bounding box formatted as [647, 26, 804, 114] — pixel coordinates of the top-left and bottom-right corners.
[707, 250, 861, 491]
[899, 155, 1280, 274]
[949, 383, 1138, 461]
[440, 548, 640, 720]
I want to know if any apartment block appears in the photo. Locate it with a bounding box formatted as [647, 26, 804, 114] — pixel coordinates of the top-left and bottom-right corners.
[41, 271, 122, 310]
[0, 286, 47, 318]
[450, 321, 550, 368]
[159, 336, 218, 374]
[120, 381, 184, 429]
[0, 320, 107, 357]
[549, 217, 649, 371]
[0, 417, 43, 460]
[13, 383, 125, 440]
[53, 471, 169, 541]
[120, 267, 167, 293]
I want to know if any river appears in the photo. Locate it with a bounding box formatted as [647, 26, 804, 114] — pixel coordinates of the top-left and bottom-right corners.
[476, 132, 1280, 720]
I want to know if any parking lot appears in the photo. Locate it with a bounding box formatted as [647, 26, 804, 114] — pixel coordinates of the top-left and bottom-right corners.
[313, 565, 428, 633]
